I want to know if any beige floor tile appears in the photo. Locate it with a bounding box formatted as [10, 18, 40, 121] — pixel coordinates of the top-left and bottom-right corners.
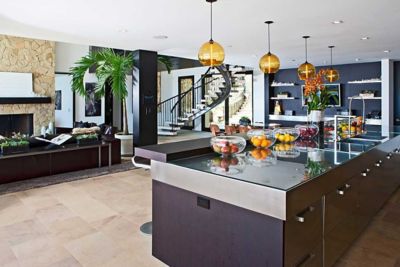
[34, 203, 76, 226]
[64, 232, 121, 267]
[0, 195, 34, 227]
[0, 219, 48, 246]
[45, 255, 82, 267]
[47, 216, 96, 244]
[16, 191, 59, 212]
[0, 241, 19, 267]
[11, 236, 71, 267]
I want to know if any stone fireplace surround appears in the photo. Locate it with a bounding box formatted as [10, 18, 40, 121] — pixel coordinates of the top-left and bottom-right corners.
[0, 34, 55, 135]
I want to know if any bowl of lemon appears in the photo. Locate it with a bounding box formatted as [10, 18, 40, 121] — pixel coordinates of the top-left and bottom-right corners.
[247, 129, 276, 148]
[273, 127, 300, 143]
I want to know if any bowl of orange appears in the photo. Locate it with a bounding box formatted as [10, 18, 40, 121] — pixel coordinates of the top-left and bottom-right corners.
[247, 129, 276, 148]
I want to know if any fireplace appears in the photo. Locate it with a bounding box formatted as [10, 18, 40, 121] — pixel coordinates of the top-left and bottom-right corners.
[0, 114, 34, 137]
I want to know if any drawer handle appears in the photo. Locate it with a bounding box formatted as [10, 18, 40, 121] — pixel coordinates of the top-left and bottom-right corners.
[295, 206, 315, 223]
[375, 161, 382, 167]
[296, 253, 316, 267]
[386, 153, 393, 159]
[337, 184, 351, 195]
[361, 168, 370, 176]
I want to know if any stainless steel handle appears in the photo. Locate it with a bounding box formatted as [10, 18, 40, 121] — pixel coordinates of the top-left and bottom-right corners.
[296, 253, 316, 267]
[361, 169, 370, 176]
[337, 183, 351, 195]
[387, 153, 393, 159]
[295, 206, 315, 223]
[375, 162, 382, 167]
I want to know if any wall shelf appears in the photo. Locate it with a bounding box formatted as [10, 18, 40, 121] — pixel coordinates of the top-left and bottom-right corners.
[271, 82, 298, 87]
[347, 96, 381, 100]
[347, 79, 381, 84]
[270, 97, 297, 100]
[0, 97, 52, 105]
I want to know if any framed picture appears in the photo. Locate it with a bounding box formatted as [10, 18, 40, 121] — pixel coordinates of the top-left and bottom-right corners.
[55, 90, 62, 110]
[85, 83, 102, 117]
[301, 83, 341, 107]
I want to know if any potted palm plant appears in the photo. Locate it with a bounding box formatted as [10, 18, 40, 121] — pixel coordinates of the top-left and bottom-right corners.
[71, 49, 172, 155]
[70, 48, 134, 155]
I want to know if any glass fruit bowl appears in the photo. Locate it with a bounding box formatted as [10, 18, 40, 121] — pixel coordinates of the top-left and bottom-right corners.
[273, 127, 300, 143]
[295, 124, 319, 139]
[294, 139, 318, 152]
[246, 148, 277, 167]
[210, 136, 246, 157]
[247, 129, 276, 148]
[208, 156, 246, 175]
[273, 143, 301, 158]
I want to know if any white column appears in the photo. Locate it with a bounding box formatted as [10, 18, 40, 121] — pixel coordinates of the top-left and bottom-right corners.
[381, 59, 394, 135]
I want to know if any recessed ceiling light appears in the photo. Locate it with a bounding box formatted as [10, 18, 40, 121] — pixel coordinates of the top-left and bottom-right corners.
[117, 28, 128, 33]
[153, 35, 168, 39]
[383, 50, 391, 53]
[332, 20, 344, 24]
[227, 45, 233, 48]
[355, 58, 361, 62]
[361, 36, 370, 40]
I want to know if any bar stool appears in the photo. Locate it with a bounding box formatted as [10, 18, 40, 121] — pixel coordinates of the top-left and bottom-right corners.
[132, 156, 152, 235]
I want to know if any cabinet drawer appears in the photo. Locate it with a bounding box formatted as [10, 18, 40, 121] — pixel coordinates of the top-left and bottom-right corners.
[325, 175, 361, 233]
[291, 242, 322, 267]
[285, 199, 322, 267]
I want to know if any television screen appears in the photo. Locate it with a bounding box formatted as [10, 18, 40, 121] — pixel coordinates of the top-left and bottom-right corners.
[302, 83, 341, 107]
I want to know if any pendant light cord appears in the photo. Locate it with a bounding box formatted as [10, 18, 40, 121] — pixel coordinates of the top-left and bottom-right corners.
[268, 23, 271, 52]
[330, 47, 333, 68]
[305, 38, 308, 62]
[210, 2, 213, 41]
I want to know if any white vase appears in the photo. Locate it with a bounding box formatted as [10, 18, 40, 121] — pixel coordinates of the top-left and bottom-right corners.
[309, 110, 325, 122]
[308, 150, 325, 162]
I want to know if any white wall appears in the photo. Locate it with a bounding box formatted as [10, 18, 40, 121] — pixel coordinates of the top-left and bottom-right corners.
[160, 66, 209, 131]
[253, 70, 265, 125]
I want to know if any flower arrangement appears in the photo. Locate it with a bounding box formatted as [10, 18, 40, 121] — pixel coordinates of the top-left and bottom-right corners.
[304, 69, 338, 111]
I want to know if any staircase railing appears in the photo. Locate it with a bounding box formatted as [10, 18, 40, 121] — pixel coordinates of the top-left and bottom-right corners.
[157, 64, 232, 131]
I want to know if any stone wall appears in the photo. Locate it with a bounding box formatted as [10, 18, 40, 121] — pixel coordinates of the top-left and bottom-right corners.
[0, 34, 55, 135]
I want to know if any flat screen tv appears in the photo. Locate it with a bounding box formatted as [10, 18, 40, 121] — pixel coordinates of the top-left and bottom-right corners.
[302, 83, 341, 107]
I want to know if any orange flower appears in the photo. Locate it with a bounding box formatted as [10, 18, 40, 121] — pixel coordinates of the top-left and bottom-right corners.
[304, 69, 327, 96]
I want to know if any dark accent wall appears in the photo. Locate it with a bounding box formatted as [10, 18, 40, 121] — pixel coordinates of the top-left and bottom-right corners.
[394, 61, 400, 126]
[132, 50, 158, 148]
[266, 62, 382, 118]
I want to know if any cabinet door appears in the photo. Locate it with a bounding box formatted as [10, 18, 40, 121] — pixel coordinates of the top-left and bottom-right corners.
[324, 175, 362, 267]
[284, 199, 323, 267]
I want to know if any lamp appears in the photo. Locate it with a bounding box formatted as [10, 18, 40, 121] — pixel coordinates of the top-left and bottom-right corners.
[298, 36, 316, 80]
[325, 46, 339, 82]
[259, 21, 280, 74]
[198, 0, 225, 67]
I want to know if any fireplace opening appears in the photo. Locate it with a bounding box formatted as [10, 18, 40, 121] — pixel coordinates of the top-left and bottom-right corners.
[0, 114, 34, 137]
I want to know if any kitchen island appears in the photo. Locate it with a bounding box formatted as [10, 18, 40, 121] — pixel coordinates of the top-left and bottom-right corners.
[135, 134, 400, 267]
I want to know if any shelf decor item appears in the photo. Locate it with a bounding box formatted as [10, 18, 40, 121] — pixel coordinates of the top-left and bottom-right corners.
[198, 0, 225, 67]
[298, 36, 316, 80]
[259, 21, 280, 74]
[304, 69, 339, 122]
[325, 46, 340, 83]
[210, 136, 246, 157]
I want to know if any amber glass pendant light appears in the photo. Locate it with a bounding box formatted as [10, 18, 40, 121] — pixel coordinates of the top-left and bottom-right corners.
[297, 36, 316, 80]
[198, 0, 225, 67]
[259, 21, 280, 74]
[325, 46, 339, 82]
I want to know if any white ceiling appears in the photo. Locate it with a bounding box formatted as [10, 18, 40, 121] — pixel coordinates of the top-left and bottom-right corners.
[1, 0, 400, 70]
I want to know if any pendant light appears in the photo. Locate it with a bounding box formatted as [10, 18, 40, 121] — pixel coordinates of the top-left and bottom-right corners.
[259, 21, 280, 74]
[297, 36, 316, 80]
[198, 0, 225, 67]
[325, 46, 339, 82]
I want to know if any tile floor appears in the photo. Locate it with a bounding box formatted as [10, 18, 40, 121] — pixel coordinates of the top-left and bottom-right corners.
[0, 168, 399, 267]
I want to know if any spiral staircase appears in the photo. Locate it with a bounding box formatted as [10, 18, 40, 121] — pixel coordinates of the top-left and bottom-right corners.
[157, 65, 235, 136]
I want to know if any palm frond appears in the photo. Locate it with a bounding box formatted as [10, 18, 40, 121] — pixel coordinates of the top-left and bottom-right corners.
[158, 55, 172, 74]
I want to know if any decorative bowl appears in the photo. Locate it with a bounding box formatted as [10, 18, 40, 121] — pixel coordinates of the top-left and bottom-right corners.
[246, 148, 277, 167]
[247, 129, 276, 148]
[208, 156, 246, 175]
[295, 124, 319, 139]
[210, 136, 246, 156]
[273, 127, 300, 143]
[294, 139, 318, 152]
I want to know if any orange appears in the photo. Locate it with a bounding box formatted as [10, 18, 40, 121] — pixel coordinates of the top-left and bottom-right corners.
[260, 149, 268, 159]
[251, 149, 261, 159]
[252, 138, 261, 147]
[261, 139, 270, 148]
